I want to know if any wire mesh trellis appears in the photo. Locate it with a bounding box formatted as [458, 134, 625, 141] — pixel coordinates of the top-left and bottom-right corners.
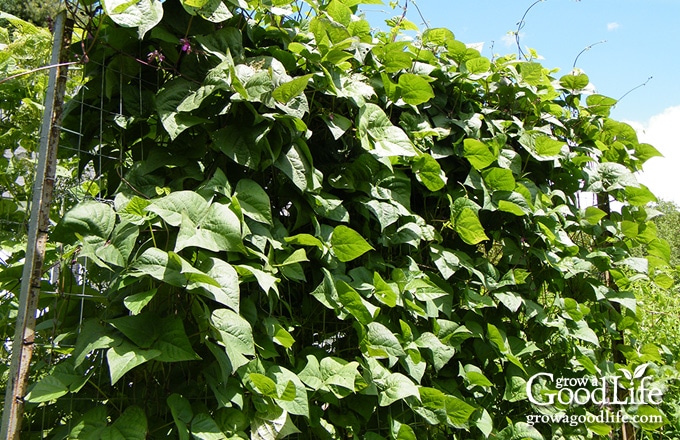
[0, 5, 160, 435]
[1, 10, 74, 438]
[5, 3, 227, 435]
[0, 1, 566, 438]
[9, 2, 394, 436]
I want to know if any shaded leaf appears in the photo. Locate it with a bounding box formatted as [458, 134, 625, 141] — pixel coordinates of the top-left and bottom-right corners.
[105, 406, 148, 439]
[190, 413, 226, 440]
[106, 341, 161, 385]
[234, 179, 273, 225]
[167, 394, 192, 440]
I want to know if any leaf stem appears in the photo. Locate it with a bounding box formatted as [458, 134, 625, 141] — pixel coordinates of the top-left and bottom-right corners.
[148, 220, 158, 249]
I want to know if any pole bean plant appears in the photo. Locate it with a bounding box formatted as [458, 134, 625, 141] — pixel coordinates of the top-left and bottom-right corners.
[8, 0, 678, 438]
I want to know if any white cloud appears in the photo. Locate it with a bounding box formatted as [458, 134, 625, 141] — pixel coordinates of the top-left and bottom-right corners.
[627, 106, 680, 205]
[467, 42, 485, 53]
[607, 22, 620, 31]
[501, 31, 520, 47]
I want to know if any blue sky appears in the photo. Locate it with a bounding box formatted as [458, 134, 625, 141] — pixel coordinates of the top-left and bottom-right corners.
[364, 0, 680, 204]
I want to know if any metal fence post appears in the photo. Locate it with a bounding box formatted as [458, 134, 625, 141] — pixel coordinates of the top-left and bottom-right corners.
[1, 10, 73, 439]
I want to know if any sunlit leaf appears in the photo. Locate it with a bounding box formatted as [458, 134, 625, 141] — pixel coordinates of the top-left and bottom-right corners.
[397, 73, 434, 105]
[363, 322, 406, 363]
[25, 375, 69, 403]
[560, 72, 589, 91]
[182, 0, 233, 22]
[210, 309, 255, 370]
[357, 103, 418, 157]
[454, 208, 489, 245]
[445, 395, 475, 428]
[378, 372, 419, 406]
[269, 366, 310, 418]
[102, 0, 163, 38]
[331, 225, 374, 262]
[482, 167, 515, 191]
[465, 57, 490, 75]
[412, 154, 446, 191]
[273, 74, 313, 104]
[463, 138, 496, 170]
[175, 202, 243, 253]
[337, 280, 374, 325]
[146, 190, 210, 227]
[422, 28, 455, 46]
[586, 94, 617, 117]
[52, 201, 116, 244]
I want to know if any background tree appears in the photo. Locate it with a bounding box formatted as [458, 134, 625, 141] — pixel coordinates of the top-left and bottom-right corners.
[0, 10, 80, 260]
[3, 0, 677, 438]
[0, 10, 53, 426]
[650, 200, 680, 267]
[0, 12, 53, 243]
[0, 0, 63, 27]
[635, 200, 680, 436]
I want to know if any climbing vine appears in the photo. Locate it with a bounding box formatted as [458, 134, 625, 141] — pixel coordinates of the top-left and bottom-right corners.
[7, 0, 676, 438]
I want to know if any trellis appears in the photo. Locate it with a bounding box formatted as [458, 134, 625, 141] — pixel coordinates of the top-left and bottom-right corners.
[1, 11, 72, 439]
[0, 6, 149, 436]
[0, 1, 674, 438]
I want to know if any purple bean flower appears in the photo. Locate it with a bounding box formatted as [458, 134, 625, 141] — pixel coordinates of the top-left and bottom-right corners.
[180, 38, 192, 54]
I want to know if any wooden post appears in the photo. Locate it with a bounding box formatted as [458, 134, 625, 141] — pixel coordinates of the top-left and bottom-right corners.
[0, 11, 73, 439]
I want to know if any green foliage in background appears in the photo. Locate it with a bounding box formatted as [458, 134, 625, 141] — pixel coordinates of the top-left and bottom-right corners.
[0, 11, 54, 242]
[0, 9, 82, 409]
[2, 0, 678, 438]
[636, 201, 680, 438]
[650, 201, 680, 267]
[0, 0, 63, 27]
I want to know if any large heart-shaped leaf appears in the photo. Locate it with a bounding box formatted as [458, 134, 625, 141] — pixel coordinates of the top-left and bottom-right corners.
[331, 225, 374, 262]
